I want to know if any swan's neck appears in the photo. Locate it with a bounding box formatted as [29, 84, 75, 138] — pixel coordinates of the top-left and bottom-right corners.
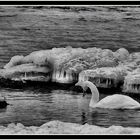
[86, 82, 99, 106]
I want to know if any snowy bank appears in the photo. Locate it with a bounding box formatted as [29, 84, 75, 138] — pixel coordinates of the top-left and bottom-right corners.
[0, 120, 140, 134]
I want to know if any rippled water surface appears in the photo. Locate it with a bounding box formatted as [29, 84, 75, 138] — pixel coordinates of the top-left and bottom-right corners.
[0, 6, 140, 67]
[0, 87, 139, 128]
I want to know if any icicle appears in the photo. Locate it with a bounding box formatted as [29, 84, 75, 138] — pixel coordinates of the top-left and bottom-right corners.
[137, 84, 140, 91]
[109, 79, 111, 85]
[99, 78, 100, 84]
[134, 84, 136, 91]
[56, 71, 60, 81]
[69, 72, 72, 81]
[136, 85, 138, 92]
[128, 84, 130, 91]
[135, 85, 138, 93]
[107, 78, 109, 85]
[52, 70, 57, 82]
[60, 70, 62, 78]
[129, 84, 130, 90]
[75, 73, 77, 81]
[25, 72, 27, 78]
[74, 73, 76, 81]
[131, 84, 133, 90]
[58, 70, 61, 78]
[130, 85, 134, 90]
[126, 84, 129, 91]
[62, 70, 65, 80]
[66, 72, 69, 81]
[106, 79, 108, 86]
[134, 84, 137, 92]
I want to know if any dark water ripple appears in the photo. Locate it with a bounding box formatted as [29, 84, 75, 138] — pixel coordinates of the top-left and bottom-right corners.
[0, 88, 140, 127]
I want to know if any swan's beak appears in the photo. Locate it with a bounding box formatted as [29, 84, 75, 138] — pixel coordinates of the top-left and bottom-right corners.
[83, 90, 86, 97]
[75, 82, 80, 86]
[75, 82, 86, 97]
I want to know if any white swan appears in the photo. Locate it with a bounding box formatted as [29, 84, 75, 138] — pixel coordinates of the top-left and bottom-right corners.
[75, 80, 140, 109]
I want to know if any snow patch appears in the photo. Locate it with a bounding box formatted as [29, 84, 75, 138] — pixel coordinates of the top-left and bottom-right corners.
[0, 120, 140, 134]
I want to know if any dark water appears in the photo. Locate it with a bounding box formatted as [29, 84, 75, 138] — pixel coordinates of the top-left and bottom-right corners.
[1, 6, 140, 128]
[0, 87, 140, 128]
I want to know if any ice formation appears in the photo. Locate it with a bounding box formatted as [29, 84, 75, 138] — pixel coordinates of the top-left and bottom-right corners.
[0, 120, 140, 134]
[4, 55, 25, 69]
[78, 67, 128, 88]
[123, 69, 140, 94]
[114, 48, 129, 62]
[1, 63, 51, 82]
[2, 46, 140, 92]
[3, 47, 84, 84]
[61, 47, 119, 73]
[52, 69, 78, 84]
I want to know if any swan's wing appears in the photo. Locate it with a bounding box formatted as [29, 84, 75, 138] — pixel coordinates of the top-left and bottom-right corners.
[94, 94, 140, 109]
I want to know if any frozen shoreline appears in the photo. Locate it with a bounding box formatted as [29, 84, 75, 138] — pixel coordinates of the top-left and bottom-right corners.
[0, 120, 140, 134]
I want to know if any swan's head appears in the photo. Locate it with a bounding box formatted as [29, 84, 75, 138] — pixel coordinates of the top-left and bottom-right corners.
[75, 81, 88, 97]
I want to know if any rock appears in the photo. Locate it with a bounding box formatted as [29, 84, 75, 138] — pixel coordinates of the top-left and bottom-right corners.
[79, 67, 128, 88]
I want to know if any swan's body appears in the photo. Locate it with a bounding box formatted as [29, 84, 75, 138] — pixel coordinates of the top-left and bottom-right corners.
[75, 81, 140, 109]
[92, 94, 140, 109]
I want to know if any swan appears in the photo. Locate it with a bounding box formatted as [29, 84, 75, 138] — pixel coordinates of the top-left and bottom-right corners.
[75, 80, 140, 109]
